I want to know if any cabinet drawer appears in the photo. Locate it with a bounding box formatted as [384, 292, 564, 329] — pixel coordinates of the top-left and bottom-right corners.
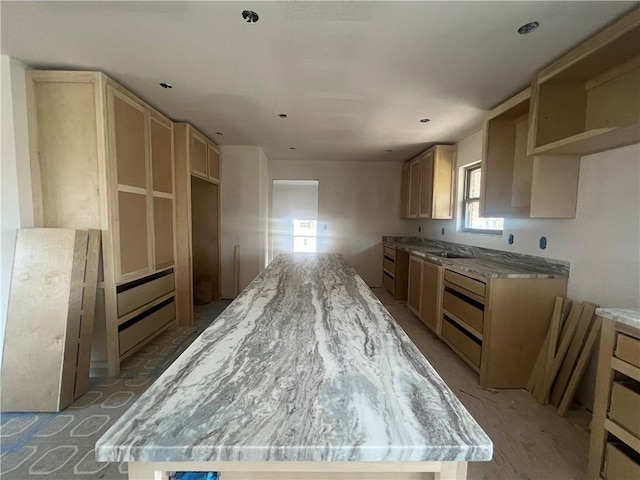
[445, 270, 486, 297]
[383, 257, 395, 274]
[443, 290, 484, 333]
[383, 271, 394, 293]
[442, 316, 481, 367]
[605, 443, 640, 480]
[383, 246, 396, 259]
[609, 381, 640, 438]
[615, 333, 640, 369]
[117, 271, 175, 317]
[118, 300, 175, 356]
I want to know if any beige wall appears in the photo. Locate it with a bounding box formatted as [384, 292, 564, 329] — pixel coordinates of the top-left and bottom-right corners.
[269, 160, 413, 287]
[220, 145, 270, 299]
[1, 56, 33, 359]
[416, 130, 640, 407]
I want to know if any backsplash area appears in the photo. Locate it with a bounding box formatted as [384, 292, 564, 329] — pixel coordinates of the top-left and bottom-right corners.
[382, 236, 570, 277]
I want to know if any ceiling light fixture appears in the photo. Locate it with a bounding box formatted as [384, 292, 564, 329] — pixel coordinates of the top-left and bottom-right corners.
[242, 10, 259, 23]
[419, 118, 430, 123]
[518, 21, 540, 34]
[214, 132, 223, 136]
[159, 82, 172, 89]
[279, 113, 288, 118]
[289, 147, 296, 150]
[386, 149, 393, 152]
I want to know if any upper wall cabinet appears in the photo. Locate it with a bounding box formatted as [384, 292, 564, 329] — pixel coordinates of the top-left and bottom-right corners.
[401, 145, 456, 220]
[527, 7, 640, 156]
[188, 128, 220, 183]
[481, 88, 580, 219]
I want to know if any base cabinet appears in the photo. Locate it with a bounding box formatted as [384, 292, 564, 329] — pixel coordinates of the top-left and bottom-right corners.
[441, 267, 567, 388]
[588, 316, 640, 479]
[382, 246, 408, 301]
[407, 254, 444, 335]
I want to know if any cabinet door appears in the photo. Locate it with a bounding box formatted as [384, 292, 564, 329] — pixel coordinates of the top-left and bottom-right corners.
[432, 146, 456, 219]
[408, 159, 421, 218]
[208, 143, 220, 182]
[111, 90, 147, 189]
[190, 131, 208, 179]
[118, 191, 150, 278]
[420, 260, 441, 335]
[150, 117, 173, 194]
[153, 197, 174, 269]
[400, 163, 410, 218]
[407, 256, 422, 315]
[418, 151, 434, 218]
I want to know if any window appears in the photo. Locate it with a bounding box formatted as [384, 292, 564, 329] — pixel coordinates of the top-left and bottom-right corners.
[293, 219, 317, 253]
[462, 163, 503, 234]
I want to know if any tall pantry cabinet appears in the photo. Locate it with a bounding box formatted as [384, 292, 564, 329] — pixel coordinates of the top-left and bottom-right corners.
[27, 71, 177, 376]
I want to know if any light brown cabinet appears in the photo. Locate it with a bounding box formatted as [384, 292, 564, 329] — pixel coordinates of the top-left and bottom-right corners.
[174, 123, 221, 327]
[587, 315, 640, 479]
[527, 7, 640, 156]
[440, 267, 567, 388]
[481, 88, 580, 218]
[400, 145, 456, 220]
[27, 70, 177, 376]
[382, 246, 408, 301]
[407, 254, 444, 335]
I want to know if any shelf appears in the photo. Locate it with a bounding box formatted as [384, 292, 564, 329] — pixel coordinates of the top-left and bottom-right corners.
[528, 8, 640, 156]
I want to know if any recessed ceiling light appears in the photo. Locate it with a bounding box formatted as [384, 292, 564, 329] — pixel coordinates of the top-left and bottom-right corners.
[386, 149, 393, 152]
[419, 118, 430, 123]
[289, 147, 296, 150]
[214, 132, 223, 136]
[242, 10, 259, 23]
[518, 21, 540, 34]
[159, 82, 172, 89]
[279, 113, 288, 118]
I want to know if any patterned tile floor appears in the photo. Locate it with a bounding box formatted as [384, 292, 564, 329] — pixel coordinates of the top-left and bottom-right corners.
[0, 301, 230, 480]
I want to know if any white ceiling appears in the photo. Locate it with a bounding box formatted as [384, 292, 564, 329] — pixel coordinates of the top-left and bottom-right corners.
[2, 1, 637, 162]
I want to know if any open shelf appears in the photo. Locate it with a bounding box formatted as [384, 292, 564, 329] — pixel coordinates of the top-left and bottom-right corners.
[528, 8, 640, 156]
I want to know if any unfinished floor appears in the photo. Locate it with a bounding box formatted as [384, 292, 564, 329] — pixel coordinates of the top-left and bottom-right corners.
[372, 287, 591, 480]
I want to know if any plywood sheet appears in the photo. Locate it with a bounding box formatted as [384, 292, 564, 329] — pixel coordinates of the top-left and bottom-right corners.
[1, 229, 88, 412]
[113, 92, 146, 188]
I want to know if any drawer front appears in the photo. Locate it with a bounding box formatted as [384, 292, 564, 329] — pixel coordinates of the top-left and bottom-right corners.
[383, 271, 394, 294]
[442, 316, 481, 367]
[119, 300, 175, 356]
[117, 272, 175, 317]
[605, 443, 640, 480]
[609, 381, 640, 438]
[445, 270, 486, 297]
[383, 257, 395, 274]
[615, 333, 640, 369]
[383, 246, 396, 259]
[443, 290, 484, 333]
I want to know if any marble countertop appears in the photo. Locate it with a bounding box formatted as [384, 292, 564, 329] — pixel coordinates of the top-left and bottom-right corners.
[596, 308, 640, 331]
[384, 241, 565, 279]
[96, 254, 492, 464]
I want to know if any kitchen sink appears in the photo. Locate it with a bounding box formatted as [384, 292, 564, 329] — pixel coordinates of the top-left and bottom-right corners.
[426, 251, 472, 259]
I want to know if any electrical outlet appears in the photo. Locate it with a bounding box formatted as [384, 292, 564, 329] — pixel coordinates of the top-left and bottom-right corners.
[418, 226, 422, 233]
[539, 236, 547, 250]
[508, 234, 514, 245]
[441, 227, 445, 236]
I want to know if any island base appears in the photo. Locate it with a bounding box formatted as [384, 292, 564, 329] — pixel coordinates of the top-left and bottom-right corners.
[128, 461, 468, 480]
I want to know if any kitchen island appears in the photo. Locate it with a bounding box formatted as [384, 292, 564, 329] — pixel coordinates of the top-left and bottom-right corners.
[96, 254, 492, 479]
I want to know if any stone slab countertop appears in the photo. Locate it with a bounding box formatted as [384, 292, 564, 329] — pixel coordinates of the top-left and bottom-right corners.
[384, 241, 567, 279]
[596, 308, 640, 331]
[96, 254, 492, 464]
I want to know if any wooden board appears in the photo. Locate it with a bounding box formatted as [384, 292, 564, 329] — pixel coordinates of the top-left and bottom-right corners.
[549, 303, 596, 407]
[558, 315, 603, 416]
[1, 229, 89, 412]
[532, 296, 564, 403]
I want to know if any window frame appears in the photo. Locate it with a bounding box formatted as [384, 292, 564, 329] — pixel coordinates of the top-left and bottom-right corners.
[461, 162, 503, 235]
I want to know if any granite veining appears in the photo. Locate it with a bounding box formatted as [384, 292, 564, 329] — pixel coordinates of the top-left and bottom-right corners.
[96, 254, 492, 463]
[383, 236, 569, 278]
[596, 308, 640, 331]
